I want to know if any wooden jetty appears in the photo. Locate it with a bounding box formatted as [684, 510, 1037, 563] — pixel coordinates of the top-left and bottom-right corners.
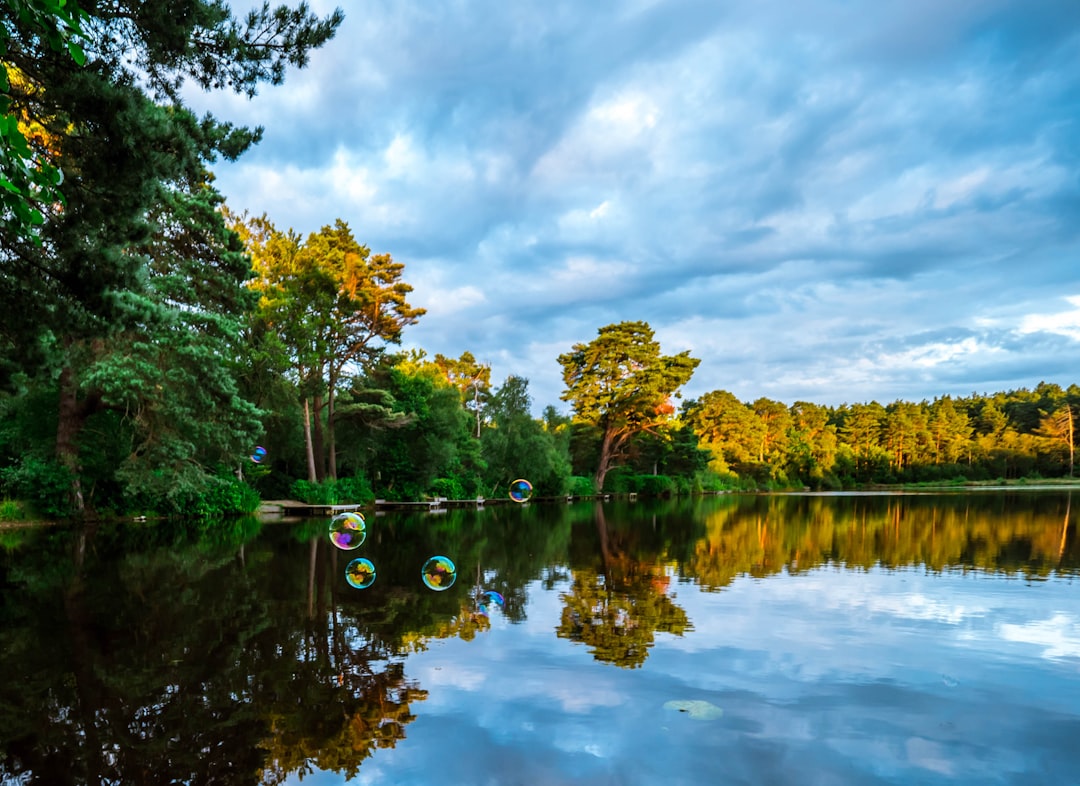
[259, 492, 651, 520]
[259, 497, 490, 518]
[259, 500, 367, 517]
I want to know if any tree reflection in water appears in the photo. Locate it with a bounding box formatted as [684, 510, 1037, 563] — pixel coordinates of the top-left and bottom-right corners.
[0, 492, 1075, 783]
[556, 504, 691, 668]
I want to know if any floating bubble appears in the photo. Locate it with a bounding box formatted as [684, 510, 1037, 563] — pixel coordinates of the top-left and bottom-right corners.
[421, 555, 457, 591]
[509, 478, 533, 503]
[478, 589, 505, 616]
[251, 445, 267, 464]
[329, 512, 366, 551]
[345, 558, 376, 589]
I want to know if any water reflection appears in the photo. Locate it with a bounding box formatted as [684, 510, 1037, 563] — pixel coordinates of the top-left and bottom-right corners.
[0, 492, 1076, 784]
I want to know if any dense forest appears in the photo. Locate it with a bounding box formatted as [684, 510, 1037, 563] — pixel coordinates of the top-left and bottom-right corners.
[2, 1, 1078, 520]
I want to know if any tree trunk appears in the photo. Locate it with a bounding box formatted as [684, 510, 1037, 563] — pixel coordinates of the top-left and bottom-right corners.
[327, 383, 338, 480]
[303, 397, 317, 483]
[1068, 406, 1074, 478]
[594, 427, 619, 493]
[312, 393, 326, 481]
[56, 363, 103, 515]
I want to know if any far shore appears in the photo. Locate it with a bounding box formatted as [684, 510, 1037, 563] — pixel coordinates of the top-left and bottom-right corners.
[3, 478, 1079, 527]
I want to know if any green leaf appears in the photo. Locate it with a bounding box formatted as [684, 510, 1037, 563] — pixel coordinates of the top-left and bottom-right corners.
[65, 39, 86, 66]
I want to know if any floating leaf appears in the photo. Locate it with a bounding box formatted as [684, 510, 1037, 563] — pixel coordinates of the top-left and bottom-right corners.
[663, 699, 723, 720]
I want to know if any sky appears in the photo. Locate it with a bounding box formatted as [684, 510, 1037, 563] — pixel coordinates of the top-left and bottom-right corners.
[188, 0, 1080, 414]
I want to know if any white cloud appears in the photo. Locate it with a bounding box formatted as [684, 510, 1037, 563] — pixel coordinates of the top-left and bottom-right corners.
[1019, 296, 1080, 342]
[199, 0, 1080, 412]
[999, 613, 1080, 660]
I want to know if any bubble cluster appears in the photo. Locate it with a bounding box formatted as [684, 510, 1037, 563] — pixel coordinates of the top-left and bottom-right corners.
[251, 446, 267, 464]
[421, 555, 457, 591]
[329, 512, 366, 551]
[345, 558, 376, 589]
[509, 478, 533, 503]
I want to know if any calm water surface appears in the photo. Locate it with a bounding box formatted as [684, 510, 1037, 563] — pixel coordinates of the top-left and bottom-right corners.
[1, 492, 1078, 785]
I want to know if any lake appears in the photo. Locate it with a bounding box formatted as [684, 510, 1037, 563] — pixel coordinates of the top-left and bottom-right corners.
[1, 491, 1078, 785]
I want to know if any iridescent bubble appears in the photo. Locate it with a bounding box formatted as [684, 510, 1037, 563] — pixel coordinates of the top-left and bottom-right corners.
[478, 589, 505, 616]
[251, 445, 267, 464]
[329, 512, 366, 551]
[421, 555, 457, 591]
[509, 478, 533, 503]
[345, 558, 376, 589]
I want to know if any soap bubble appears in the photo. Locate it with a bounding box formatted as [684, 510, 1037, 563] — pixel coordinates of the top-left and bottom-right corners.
[251, 446, 267, 464]
[345, 558, 376, 589]
[509, 478, 533, 503]
[478, 589, 505, 616]
[421, 555, 457, 591]
[329, 512, 366, 551]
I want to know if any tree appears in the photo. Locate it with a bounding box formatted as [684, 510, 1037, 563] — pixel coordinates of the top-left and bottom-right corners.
[558, 321, 699, 492]
[685, 390, 764, 475]
[481, 375, 571, 497]
[0, 1, 342, 510]
[1037, 405, 1075, 477]
[788, 400, 838, 484]
[1, 1, 341, 385]
[239, 216, 424, 482]
[928, 396, 971, 465]
[751, 396, 792, 467]
[434, 351, 490, 439]
[1, 0, 86, 243]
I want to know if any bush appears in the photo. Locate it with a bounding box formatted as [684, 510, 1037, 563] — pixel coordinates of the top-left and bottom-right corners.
[183, 475, 261, 518]
[635, 474, 676, 497]
[291, 475, 375, 505]
[0, 457, 76, 518]
[568, 476, 595, 496]
[0, 499, 28, 521]
[429, 476, 465, 499]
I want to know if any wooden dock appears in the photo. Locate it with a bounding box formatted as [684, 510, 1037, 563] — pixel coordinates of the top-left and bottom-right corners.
[259, 493, 636, 519]
[259, 500, 367, 517]
[259, 497, 491, 518]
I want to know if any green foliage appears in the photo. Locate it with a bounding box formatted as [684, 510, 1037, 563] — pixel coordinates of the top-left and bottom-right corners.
[0, 455, 72, 517]
[291, 475, 374, 505]
[183, 474, 261, 518]
[429, 476, 467, 500]
[0, 0, 87, 243]
[0, 0, 340, 517]
[354, 362, 473, 501]
[559, 321, 699, 491]
[568, 476, 596, 496]
[0, 497, 27, 520]
[481, 375, 571, 498]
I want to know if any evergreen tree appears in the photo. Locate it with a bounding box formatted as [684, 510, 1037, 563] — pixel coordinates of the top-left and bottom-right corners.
[558, 321, 699, 492]
[0, 0, 341, 511]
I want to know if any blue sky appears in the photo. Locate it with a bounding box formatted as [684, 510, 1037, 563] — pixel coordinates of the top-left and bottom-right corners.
[192, 0, 1080, 413]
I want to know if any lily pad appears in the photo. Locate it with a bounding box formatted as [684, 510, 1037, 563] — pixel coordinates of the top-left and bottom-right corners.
[663, 699, 723, 720]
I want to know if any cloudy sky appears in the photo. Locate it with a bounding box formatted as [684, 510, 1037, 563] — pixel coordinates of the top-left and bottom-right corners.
[191, 0, 1080, 413]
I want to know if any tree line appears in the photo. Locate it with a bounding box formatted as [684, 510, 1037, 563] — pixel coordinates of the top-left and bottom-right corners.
[2, 0, 1078, 519]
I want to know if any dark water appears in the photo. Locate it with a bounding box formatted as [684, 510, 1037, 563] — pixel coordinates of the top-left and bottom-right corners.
[1, 492, 1078, 785]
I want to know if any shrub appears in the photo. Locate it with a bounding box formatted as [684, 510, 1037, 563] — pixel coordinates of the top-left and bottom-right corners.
[0, 457, 75, 518]
[0, 499, 28, 521]
[429, 476, 465, 499]
[569, 476, 595, 496]
[183, 475, 261, 518]
[291, 476, 375, 505]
